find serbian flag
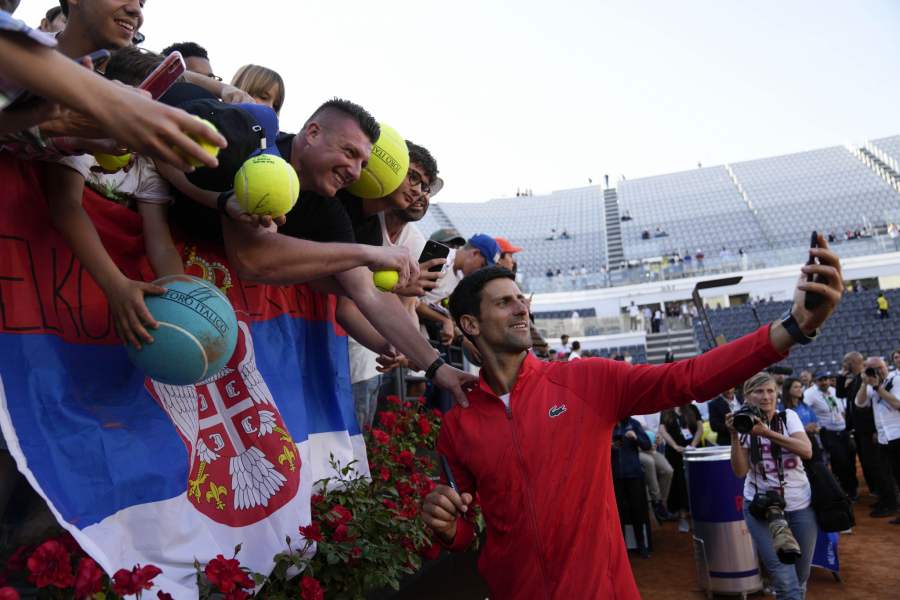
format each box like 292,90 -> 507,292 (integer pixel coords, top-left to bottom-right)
0,155 -> 368,598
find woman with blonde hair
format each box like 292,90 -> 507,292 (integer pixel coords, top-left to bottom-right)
727,372 -> 816,600
230,64 -> 285,115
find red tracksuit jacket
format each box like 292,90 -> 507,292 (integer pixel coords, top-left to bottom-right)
437,325 -> 787,599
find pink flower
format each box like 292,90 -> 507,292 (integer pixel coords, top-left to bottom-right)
112,564 -> 162,596
26,540 -> 73,588
299,575 -> 323,600
74,557 -> 103,600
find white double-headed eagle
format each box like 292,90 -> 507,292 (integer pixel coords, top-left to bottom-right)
152,321 -> 286,511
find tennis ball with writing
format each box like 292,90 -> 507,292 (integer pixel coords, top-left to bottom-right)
373,270 -> 399,292
94,152 -> 131,171
233,154 -> 300,218
346,122 -> 409,199
173,116 -> 220,168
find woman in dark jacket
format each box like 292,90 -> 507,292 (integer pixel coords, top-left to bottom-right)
612,416 -> 653,557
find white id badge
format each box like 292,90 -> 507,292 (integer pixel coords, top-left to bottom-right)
681,427 -> 693,440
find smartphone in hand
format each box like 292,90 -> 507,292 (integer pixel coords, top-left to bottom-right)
138,51 -> 185,100
419,240 -> 451,273
804,231 -> 825,311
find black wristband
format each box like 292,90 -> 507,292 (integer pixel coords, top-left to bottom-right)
780,308 -> 817,345
217,190 -> 234,216
425,357 -> 446,380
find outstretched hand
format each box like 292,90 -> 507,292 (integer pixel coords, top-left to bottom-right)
791,233 -> 843,333
432,364 -> 478,408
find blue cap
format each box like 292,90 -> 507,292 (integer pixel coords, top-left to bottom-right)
468,234 -> 502,266
233,103 -> 282,158
813,370 -> 829,380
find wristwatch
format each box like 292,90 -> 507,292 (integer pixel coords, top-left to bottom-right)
217,189 -> 234,216
781,309 -> 817,345
425,357 -> 446,380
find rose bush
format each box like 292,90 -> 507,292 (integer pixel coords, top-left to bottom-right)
0,396 -> 483,600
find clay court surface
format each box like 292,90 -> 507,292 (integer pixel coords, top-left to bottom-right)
629,468 -> 900,600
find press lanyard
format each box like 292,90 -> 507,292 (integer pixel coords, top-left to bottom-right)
746,413 -> 786,497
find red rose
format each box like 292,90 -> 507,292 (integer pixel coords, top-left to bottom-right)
380,467 -> 390,481
311,494 -> 324,505
157,592 -> 174,600
203,555 -> 253,594
417,418 -> 431,435
343,546 -> 361,565
396,481 -> 413,498
364,424 -> 371,431
0,587 -> 19,600
382,499 -> 398,511
326,504 -> 352,528
332,523 -> 350,543
418,456 -> 431,469
112,564 -> 163,596
74,557 -> 103,600
398,537 -> 415,551
224,589 -> 251,600
0,573 -> 6,588
396,450 -> 415,471
6,545 -> 35,571
298,523 -> 324,543
417,397 -> 426,404
299,575 -> 323,600
26,540 -> 73,588
403,401 -> 411,407
379,412 -> 398,429
385,395 -> 401,405
419,542 -> 441,561
395,423 -> 408,435
431,409 -> 442,419
372,430 -> 390,445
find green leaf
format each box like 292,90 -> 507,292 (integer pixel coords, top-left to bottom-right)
327,553 -> 339,565
408,553 -> 422,570
252,572 -> 266,586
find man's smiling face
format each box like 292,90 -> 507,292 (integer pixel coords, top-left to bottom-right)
79,0 -> 144,50
384,161 -> 429,211
470,278 -> 532,355
300,112 -> 372,197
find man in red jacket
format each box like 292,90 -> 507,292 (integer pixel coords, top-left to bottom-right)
422,235 -> 843,600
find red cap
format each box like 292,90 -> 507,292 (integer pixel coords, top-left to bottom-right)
494,237 -> 522,253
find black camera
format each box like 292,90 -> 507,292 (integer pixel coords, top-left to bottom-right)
766,365 -> 794,376
748,490 -> 801,564
865,367 -> 878,379
732,403 -> 763,434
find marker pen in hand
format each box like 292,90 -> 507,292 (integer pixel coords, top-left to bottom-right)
439,455 -> 467,523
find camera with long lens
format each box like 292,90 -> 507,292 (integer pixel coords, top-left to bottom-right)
865,367 -> 878,379
748,490 -> 802,564
732,403 -> 764,435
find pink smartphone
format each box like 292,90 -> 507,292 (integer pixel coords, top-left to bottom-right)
139,51 -> 185,100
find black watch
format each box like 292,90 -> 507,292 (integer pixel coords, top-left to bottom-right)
425,357 -> 446,380
217,189 -> 234,216
781,309 -> 817,345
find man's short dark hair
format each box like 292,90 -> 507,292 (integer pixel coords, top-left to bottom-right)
406,140 -> 438,183
161,42 -> 209,60
104,48 -> 187,87
46,5 -> 62,20
561,334 -> 569,340
571,341 -> 580,351
305,98 -> 380,145
449,266 -> 515,343
58,0 -> 67,18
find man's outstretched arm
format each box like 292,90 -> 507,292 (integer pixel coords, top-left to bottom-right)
335,267 -> 478,407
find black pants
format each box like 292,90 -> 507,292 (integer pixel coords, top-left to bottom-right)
821,428 -> 859,496
614,477 -> 648,547
858,431 -> 897,506
881,439 -> 900,501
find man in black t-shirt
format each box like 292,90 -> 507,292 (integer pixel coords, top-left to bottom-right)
215,99 -> 477,406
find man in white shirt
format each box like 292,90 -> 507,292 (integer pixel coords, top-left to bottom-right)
567,341 -> 581,360
579,265 -> 588,290
641,306 -> 653,333
805,370 -> 859,501
856,357 -> 900,520
719,247 -> 732,271
552,334 -> 571,357
628,302 -> 640,330
633,413 -> 674,524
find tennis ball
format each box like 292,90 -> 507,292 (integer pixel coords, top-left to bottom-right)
233,154 -> 300,218
174,117 -> 220,168
373,270 -> 399,292
94,153 -> 131,171
346,122 -> 409,199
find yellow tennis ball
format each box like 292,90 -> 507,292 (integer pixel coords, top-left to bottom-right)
373,270 -> 399,292
174,117 -> 220,168
346,122 -> 409,199
233,154 -> 300,218
94,152 -> 131,171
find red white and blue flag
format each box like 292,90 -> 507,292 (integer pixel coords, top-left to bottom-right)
0,155 -> 368,598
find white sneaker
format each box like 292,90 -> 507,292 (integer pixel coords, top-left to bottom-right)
678,518 -> 690,532
839,529 -> 853,534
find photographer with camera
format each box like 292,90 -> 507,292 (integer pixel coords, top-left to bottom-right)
856,357 -> 900,520
727,372 -> 816,600
804,370 -> 859,501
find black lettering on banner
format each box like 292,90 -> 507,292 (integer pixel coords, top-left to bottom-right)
239,281 -> 262,317
23,237 -> 59,332
52,249 -> 81,337
278,286 -> 296,314
0,235 -> 41,331
264,287 -> 282,313
294,285 -> 307,316
77,265 -> 112,340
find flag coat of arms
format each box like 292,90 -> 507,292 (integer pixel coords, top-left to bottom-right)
0,155 -> 368,598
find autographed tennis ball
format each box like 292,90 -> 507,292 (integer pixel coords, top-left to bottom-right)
94,152 -> 131,171
174,116 -> 220,168
233,154 -> 300,218
373,270 -> 400,292
346,122 -> 409,198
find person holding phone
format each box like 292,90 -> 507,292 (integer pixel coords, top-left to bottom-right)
422,233 -> 843,600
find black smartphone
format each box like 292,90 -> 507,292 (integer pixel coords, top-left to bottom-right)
612,434 -> 624,445
4,50 -> 111,112
804,231 -> 824,311
419,240 -> 451,273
